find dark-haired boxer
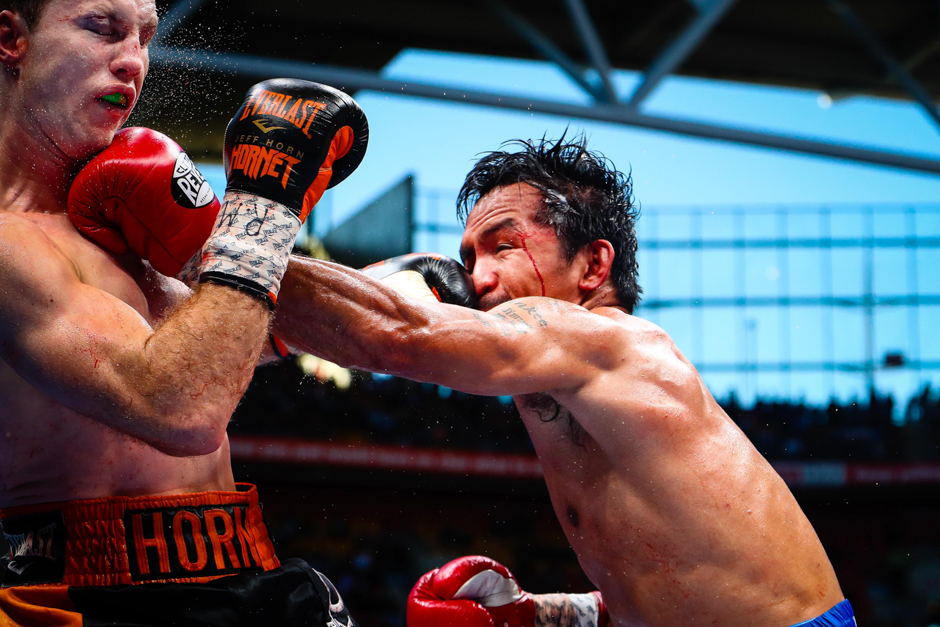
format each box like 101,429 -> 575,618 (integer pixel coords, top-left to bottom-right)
262,137 -> 853,627
0,1 -> 366,625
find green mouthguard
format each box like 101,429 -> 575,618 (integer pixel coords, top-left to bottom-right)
101,93 -> 125,105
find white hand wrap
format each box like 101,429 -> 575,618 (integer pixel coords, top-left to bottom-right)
567,593 -> 604,627
191,191 -> 302,308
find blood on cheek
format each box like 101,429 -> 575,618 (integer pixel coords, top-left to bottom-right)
519,234 -> 546,297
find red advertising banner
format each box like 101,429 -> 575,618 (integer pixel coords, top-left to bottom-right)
230,436 -> 940,486
229,435 -> 543,478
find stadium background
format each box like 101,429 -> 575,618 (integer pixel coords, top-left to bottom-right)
66,1 -> 940,625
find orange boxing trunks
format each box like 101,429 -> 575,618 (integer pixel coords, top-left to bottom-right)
0,484 -> 358,627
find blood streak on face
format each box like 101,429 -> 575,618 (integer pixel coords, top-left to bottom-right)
519,234 -> 546,297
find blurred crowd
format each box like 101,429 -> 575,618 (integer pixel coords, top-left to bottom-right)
258,486 -> 591,627
231,360 -> 940,462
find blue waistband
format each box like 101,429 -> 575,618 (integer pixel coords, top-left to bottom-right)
789,600 -> 856,627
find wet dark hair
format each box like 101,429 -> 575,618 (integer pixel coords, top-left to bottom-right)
0,0 -> 51,27
457,134 -> 642,313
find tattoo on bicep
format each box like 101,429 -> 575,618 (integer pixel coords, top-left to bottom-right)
492,309 -> 531,335
514,302 -> 549,327
473,311 -> 513,337
471,312 -> 493,327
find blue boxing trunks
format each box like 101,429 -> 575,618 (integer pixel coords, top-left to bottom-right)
789,600 -> 856,627
0,484 -> 358,627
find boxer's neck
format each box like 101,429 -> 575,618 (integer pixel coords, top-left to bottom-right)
0,113 -> 78,214
579,282 -> 621,312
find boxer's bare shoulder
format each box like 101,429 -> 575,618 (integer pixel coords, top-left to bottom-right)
501,300 -> 695,412
514,301 -> 702,466
0,211 -> 78,276
0,210 -> 164,372
0,210 -> 186,320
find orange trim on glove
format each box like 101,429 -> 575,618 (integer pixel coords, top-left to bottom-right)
269,333 -> 292,359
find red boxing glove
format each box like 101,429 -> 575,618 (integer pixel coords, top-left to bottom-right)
408,556 -> 536,627
68,127 -> 220,278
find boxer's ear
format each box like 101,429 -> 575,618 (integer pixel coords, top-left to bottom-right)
0,10 -> 29,76
578,239 -> 614,293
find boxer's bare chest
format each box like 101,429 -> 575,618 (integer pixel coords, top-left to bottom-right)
513,393 -> 604,526
513,391 -> 639,573
0,210 -> 202,507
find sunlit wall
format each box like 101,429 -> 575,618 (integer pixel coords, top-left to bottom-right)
411,189 -> 940,412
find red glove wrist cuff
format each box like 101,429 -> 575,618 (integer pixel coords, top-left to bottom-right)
591,591 -> 609,627
269,333 -> 292,359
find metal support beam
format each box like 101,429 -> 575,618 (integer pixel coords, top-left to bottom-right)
628,0 -> 737,108
827,0 -> 940,132
487,0 -> 602,101
562,0 -> 619,103
154,0 -> 210,46
903,36 -> 940,72
149,46 -> 940,175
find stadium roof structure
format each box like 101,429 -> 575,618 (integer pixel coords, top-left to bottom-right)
141,0 -> 940,173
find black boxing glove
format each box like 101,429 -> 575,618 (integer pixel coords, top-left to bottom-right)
224,78 -> 368,217
363,253 -> 479,308
190,79 -> 369,307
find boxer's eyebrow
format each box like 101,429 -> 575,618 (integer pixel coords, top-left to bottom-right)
461,218 -> 517,264
481,218 -> 516,240
140,15 -> 158,44
82,4 -> 157,39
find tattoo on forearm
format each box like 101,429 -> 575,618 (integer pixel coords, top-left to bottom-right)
533,593 -> 600,627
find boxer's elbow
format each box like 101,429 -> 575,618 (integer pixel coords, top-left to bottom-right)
163,435 -> 226,458
128,399 -> 231,457
119,362 -> 245,455
149,418 -> 228,457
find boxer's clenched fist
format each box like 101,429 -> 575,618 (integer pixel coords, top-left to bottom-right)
363,253 -> 479,308
408,556 -> 609,627
68,127 -> 221,278
196,79 -> 369,307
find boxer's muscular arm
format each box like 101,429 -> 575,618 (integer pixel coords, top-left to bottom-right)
274,256 -> 623,396
0,216 -> 268,456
